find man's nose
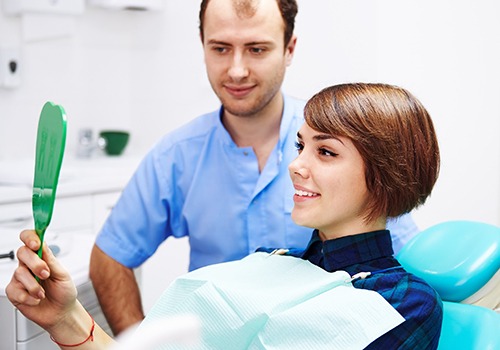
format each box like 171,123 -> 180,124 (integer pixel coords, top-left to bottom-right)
228,52 -> 249,80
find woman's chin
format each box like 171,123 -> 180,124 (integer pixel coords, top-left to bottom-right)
291,211 -> 315,229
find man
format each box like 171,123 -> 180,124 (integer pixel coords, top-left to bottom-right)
90,0 -> 419,336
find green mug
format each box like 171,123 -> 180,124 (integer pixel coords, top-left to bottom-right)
99,130 -> 130,156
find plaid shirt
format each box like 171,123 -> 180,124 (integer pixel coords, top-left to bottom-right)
299,229 -> 443,349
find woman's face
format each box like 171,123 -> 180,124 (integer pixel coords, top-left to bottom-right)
288,123 -> 371,240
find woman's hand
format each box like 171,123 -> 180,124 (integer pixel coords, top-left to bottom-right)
6,230 -> 115,349
5,229 -> 78,331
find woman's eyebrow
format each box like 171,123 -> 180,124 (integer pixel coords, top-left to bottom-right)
313,133 -> 344,145
297,131 -> 344,144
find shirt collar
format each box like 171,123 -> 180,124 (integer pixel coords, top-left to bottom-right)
278,93 -> 299,148
300,229 -> 394,272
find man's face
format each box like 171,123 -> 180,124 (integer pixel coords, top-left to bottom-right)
201,0 -> 296,118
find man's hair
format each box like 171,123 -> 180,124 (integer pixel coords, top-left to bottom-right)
304,83 -> 440,222
199,0 -> 298,48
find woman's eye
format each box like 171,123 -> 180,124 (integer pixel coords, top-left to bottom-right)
294,141 -> 304,153
319,148 -> 338,157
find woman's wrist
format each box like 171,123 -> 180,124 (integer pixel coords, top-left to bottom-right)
50,312 -> 94,348
46,301 -> 115,349
47,301 -> 94,348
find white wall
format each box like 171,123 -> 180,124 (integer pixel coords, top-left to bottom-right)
371,1 -> 500,230
288,0 -> 500,229
1,0 -> 499,310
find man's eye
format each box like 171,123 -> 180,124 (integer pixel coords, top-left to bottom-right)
294,141 -> 304,153
250,47 -> 265,54
213,47 -> 227,54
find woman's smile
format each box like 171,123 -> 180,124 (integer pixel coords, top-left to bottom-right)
293,185 -> 320,202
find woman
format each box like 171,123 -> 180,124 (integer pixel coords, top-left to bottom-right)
287,83 -> 442,348
6,83 -> 442,349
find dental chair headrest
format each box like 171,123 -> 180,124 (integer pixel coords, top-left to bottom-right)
397,220 -> 500,307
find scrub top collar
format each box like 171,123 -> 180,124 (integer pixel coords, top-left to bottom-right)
215,91 -> 297,153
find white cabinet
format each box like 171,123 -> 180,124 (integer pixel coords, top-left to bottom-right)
1,229 -> 111,349
0,191 -> 117,350
0,156 -> 143,350
0,156 -> 142,350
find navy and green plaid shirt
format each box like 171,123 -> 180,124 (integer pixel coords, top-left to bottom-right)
297,229 -> 443,349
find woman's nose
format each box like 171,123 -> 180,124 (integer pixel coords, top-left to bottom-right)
289,154 -> 309,178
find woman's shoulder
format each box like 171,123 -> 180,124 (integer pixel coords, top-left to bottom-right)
354,266 -> 443,320
356,268 -> 443,349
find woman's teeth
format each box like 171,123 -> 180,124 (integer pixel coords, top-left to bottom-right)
295,189 -> 318,197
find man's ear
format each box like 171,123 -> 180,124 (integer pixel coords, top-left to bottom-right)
285,35 -> 297,66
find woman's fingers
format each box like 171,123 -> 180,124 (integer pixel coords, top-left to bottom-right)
7,266 -> 46,306
5,230 -> 49,307
18,229 -> 70,282
19,229 -> 41,251
16,244 -> 50,280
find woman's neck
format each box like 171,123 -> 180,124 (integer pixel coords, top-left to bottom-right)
318,216 -> 387,241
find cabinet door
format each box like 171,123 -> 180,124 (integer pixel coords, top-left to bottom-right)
0,196 -> 93,239
50,196 -> 93,232
0,297 -> 16,350
17,332 -> 58,350
0,201 -> 32,228
0,202 -> 32,256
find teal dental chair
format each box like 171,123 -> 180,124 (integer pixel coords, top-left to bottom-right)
397,220 -> 500,350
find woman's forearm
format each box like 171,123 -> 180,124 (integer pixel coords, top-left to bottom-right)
48,301 -> 115,350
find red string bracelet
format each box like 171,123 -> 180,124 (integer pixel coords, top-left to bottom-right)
50,312 -> 95,348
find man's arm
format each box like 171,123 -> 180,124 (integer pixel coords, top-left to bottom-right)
89,244 -> 145,336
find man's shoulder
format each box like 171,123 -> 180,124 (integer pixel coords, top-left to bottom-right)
281,94 -> 306,137
284,94 -> 307,114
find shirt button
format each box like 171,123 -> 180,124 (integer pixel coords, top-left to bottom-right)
243,151 -> 249,156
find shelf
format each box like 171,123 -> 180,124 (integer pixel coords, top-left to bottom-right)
3,0 -> 85,15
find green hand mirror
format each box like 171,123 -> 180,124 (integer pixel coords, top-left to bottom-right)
32,102 -> 67,260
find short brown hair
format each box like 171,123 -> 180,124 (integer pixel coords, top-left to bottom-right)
199,0 -> 298,49
304,83 -> 440,222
